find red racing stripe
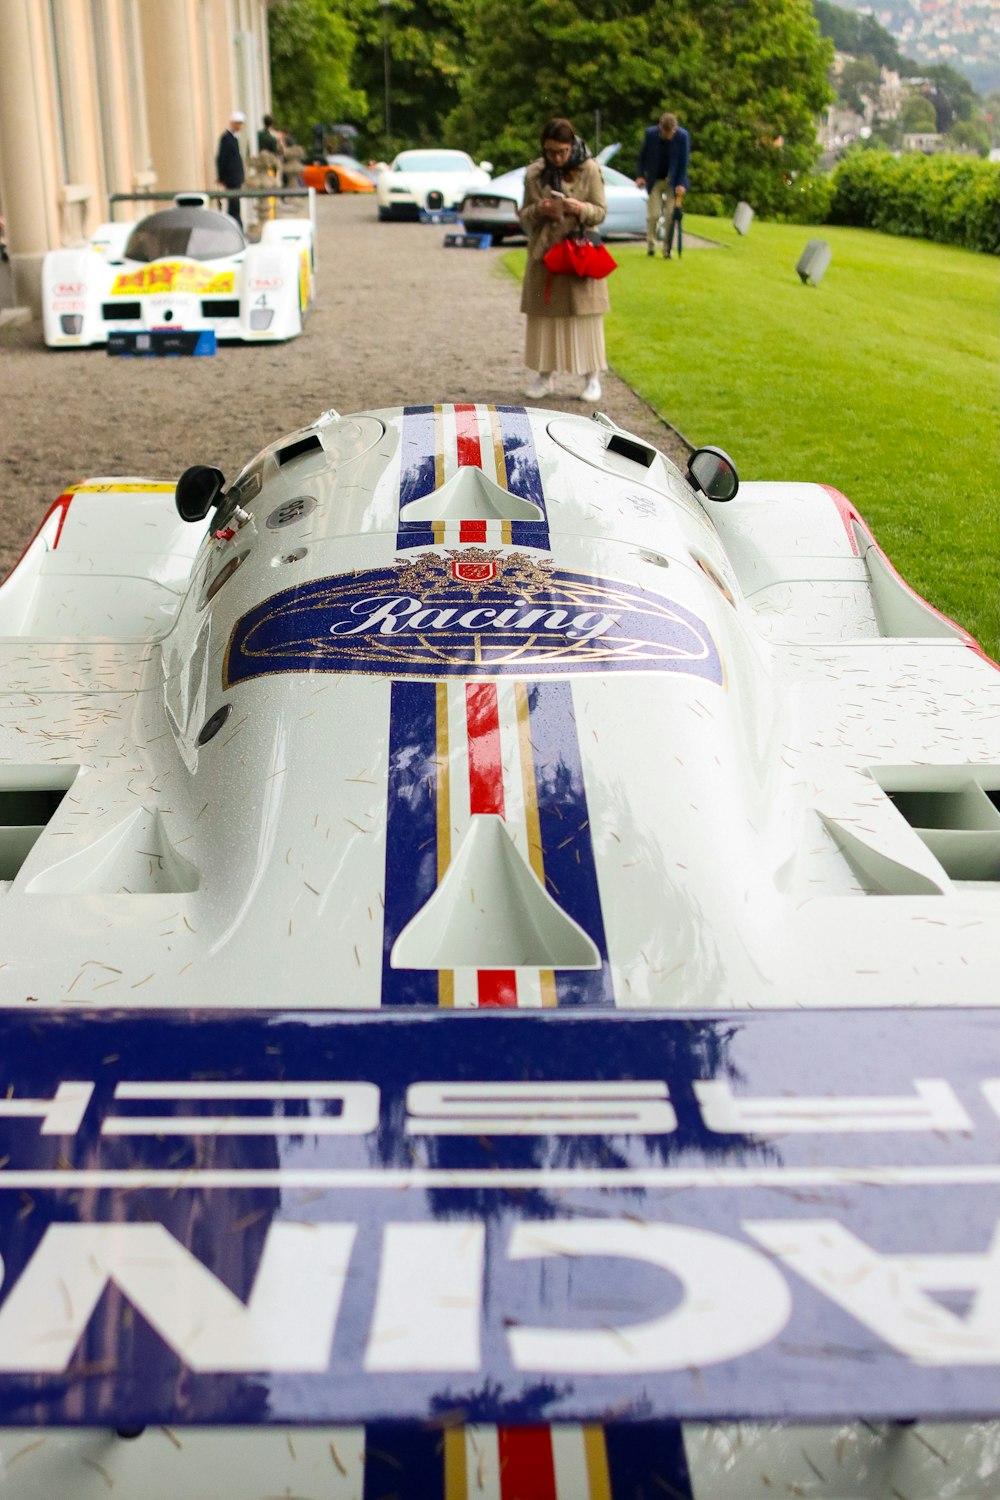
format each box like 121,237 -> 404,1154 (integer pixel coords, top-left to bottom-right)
459,521 -> 489,543
454,403 -> 483,468
477,970 -> 517,1008
498,1426 -> 557,1500
466,683 -> 505,817
466,683 -> 518,1008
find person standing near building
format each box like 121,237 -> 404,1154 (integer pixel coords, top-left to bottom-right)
257,113 -> 282,157
216,111 -> 246,226
519,117 -> 608,405
635,111 -> 690,259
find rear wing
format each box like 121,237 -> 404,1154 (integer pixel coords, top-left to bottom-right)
108,186 -> 317,243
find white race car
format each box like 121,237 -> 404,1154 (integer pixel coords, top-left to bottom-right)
42,193 -> 315,349
376,148 -> 493,219
0,404 -> 996,1497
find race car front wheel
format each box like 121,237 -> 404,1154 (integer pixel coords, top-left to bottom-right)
324,172 -> 341,195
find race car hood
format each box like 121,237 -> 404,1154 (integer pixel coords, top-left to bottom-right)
1,403 -> 998,1010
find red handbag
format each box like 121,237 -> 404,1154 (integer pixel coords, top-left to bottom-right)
543,234 -> 617,279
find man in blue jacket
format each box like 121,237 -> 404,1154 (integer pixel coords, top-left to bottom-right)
635,112 -> 690,259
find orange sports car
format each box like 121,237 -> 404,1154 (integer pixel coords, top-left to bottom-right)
298,155 -> 376,194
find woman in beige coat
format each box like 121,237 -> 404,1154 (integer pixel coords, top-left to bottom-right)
518,117 -> 609,404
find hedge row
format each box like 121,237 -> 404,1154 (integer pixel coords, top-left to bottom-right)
826,150 -> 1000,255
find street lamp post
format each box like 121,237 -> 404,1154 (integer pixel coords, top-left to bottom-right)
379,0 -> 392,160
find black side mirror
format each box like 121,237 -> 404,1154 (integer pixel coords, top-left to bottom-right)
176,465 -> 225,523
687,446 -> 739,503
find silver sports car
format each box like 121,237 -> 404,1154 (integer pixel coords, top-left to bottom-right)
458,144 -> 648,243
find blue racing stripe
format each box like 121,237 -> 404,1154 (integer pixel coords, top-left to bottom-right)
363,1423 -> 445,1500
495,404 -> 550,551
380,679 -> 440,1006
397,404 -> 439,550
605,1422 -> 695,1500
526,680 -> 615,1007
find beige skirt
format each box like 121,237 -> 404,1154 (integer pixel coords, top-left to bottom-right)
524,313 -> 606,375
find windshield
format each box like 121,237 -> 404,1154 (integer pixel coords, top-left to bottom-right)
124,208 -> 246,263
394,152 -> 475,173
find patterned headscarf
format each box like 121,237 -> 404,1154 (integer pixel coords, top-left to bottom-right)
540,135 -> 592,193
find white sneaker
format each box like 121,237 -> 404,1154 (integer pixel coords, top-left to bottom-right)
525,372 -> 553,399
580,374 -> 602,403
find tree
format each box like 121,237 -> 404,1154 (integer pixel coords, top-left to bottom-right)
268,0 -> 367,150
346,0 -> 472,157
921,63 -> 979,126
811,0 -> 910,72
984,91 -> 1000,147
947,117 -> 991,157
838,55 -> 882,115
446,0 -> 833,215
901,93 -> 937,135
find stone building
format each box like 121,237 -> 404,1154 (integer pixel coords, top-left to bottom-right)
0,0 -> 273,313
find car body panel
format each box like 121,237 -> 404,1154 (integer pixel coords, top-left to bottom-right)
42,200 -> 315,347
298,156 -> 375,193
0,404 -> 996,1494
376,149 -> 492,219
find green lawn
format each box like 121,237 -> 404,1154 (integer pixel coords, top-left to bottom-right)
504,220 -> 1000,657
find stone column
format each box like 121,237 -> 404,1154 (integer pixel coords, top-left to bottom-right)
137,0 -> 203,191
0,0 -> 61,312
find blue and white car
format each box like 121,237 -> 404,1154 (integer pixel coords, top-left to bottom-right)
0,403 -> 996,1496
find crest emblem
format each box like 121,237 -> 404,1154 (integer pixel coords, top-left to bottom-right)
451,558 -> 496,583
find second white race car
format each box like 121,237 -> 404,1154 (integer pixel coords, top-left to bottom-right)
42,193 -> 315,349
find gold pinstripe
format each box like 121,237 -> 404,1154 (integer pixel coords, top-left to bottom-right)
583,1426 -> 613,1500
443,1426 -> 468,1499
435,680 -> 455,1008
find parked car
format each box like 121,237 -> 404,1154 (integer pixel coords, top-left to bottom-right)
459,144 -> 648,242
376,148 -> 493,220
298,154 -> 376,194
41,193 -> 315,347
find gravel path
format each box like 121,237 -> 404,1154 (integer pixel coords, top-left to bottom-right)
0,192 -> 691,578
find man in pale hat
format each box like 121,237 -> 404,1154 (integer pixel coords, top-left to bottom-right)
216,111 -> 246,225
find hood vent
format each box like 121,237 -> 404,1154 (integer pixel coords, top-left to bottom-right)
277,434 -> 324,467
391,814 -> 599,969
400,465 -> 543,523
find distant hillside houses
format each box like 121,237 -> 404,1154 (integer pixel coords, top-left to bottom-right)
820,48 -> 982,152
852,1 -> 1000,94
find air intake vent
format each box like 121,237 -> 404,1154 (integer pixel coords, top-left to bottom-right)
201,299 -> 240,318
277,434 -> 324,466
104,302 -> 141,320
883,782 -> 1000,882
0,786 -> 70,883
